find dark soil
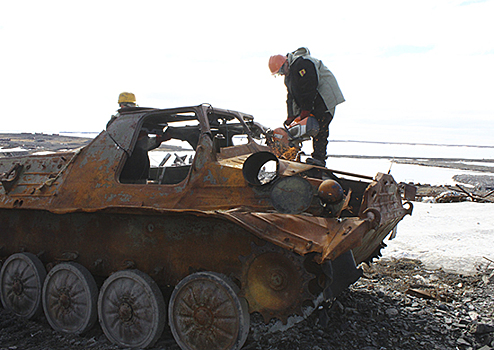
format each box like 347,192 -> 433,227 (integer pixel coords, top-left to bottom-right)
1,258 -> 493,350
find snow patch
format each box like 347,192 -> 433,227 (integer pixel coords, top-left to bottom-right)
383,202 -> 494,274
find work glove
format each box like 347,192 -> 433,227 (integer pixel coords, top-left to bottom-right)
284,116 -> 295,126
299,110 -> 311,120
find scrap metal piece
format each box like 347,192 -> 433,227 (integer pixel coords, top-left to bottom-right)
406,288 -> 434,300
242,151 -> 279,186
353,173 -> 413,264
318,179 -> 344,204
270,176 -> 313,214
0,163 -> 23,193
400,182 -> 417,201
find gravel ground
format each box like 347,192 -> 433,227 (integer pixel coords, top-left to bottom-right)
1,258 -> 493,350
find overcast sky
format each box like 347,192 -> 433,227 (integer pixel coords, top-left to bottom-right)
1,0 -> 493,145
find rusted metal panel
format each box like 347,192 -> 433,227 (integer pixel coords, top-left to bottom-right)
353,173 -> 414,264
0,208 -> 260,286
222,210 -> 375,262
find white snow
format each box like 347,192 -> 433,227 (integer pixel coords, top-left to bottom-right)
326,140 -> 494,160
326,157 -> 492,186
0,147 -> 27,153
383,202 -> 494,275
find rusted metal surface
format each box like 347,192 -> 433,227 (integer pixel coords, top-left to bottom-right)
169,271 -> 249,350
0,104 -> 412,333
353,173 -> 413,264
0,208 -> 257,286
239,242 -> 314,323
222,210 -> 377,263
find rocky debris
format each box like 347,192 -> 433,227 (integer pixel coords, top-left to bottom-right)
0,310 -> 119,350
434,190 -> 471,203
454,175 -> 494,193
413,182 -> 494,203
1,258 -> 493,350
446,184 -> 494,203
392,158 -> 494,174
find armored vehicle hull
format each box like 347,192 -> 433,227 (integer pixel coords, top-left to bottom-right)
0,105 -> 412,349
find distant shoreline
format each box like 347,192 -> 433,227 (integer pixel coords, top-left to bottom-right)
2,132 -> 492,149
327,153 -> 494,163
1,132 -> 493,163
329,139 -> 494,149
59,131 -> 100,134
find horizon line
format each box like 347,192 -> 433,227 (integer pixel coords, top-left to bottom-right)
1,131 -> 492,149
329,139 -> 494,149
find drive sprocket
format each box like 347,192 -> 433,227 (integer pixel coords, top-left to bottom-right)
239,242 -> 315,324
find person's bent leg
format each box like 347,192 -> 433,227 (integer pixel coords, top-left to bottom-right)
310,108 -> 334,165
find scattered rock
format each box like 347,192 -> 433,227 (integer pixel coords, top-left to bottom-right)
386,308 -> 399,317
474,324 -> 494,335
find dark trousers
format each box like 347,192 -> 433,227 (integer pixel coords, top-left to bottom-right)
311,107 -> 335,162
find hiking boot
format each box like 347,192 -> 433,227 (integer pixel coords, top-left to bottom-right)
306,158 -> 326,167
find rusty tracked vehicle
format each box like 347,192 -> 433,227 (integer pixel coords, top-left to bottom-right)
0,105 -> 413,349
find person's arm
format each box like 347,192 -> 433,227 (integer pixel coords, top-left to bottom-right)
286,92 -> 295,118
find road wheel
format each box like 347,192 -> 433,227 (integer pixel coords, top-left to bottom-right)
0,252 -> 46,319
169,271 -> 250,350
98,269 -> 165,349
42,262 -> 98,334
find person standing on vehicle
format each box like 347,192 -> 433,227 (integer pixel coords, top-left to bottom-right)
269,48 -> 345,166
107,92 -> 138,129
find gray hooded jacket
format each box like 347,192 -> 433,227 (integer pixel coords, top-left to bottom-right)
286,47 -> 345,114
